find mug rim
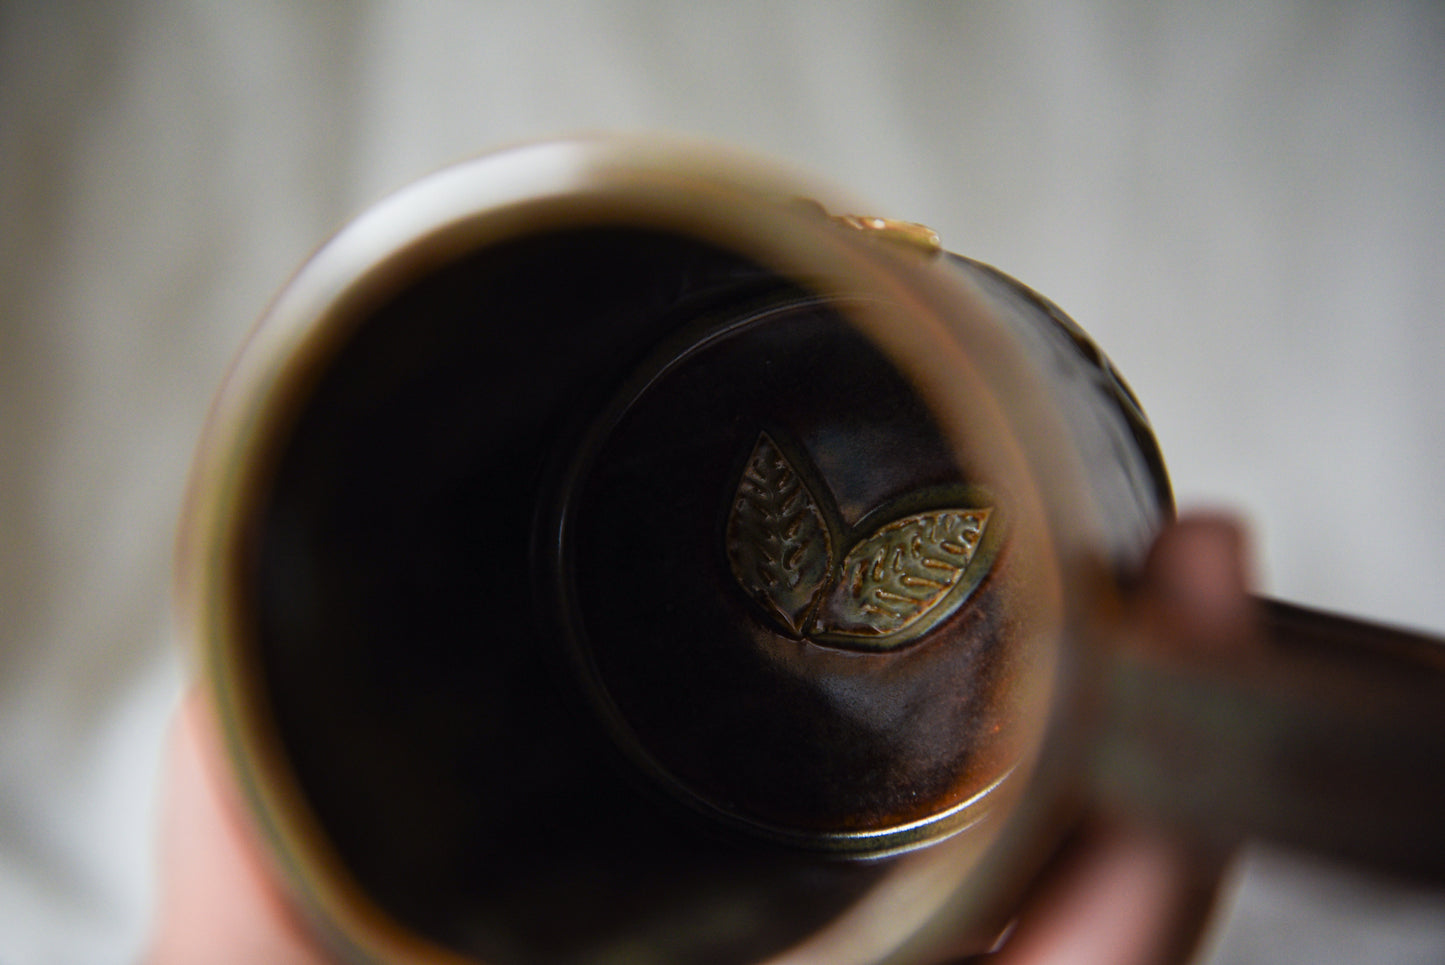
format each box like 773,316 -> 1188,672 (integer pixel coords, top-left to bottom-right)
175,134 -> 1105,964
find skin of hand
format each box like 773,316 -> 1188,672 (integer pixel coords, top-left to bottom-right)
146,687 -> 333,965
146,515 -> 1251,965
973,513 -> 1250,965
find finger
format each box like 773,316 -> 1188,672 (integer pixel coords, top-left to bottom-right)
145,688 -> 331,965
984,821 -> 1221,965
972,515 -> 1253,964
1137,512 -> 1257,656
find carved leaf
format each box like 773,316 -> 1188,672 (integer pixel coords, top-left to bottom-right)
726,433 -> 832,636
816,509 -> 991,639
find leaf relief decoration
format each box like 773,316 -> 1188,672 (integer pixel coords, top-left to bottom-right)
815,510 -> 991,639
727,431 -> 997,650
725,433 -> 833,636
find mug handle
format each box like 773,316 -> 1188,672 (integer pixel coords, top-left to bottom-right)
1091,597 -> 1445,881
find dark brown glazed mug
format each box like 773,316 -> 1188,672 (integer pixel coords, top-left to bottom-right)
177,137 -> 1445,964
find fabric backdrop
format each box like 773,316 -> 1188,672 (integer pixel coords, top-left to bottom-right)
2,2 -> 1443,962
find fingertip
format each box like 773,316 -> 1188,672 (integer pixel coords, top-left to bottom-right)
1142,513 -> 1256,651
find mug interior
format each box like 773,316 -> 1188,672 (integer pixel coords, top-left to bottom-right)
179,140 -> 1097,964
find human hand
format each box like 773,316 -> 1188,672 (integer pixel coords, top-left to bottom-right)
145,688 -> 331,965
975,514 -> 1249,965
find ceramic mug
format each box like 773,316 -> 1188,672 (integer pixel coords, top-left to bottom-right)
177,137 -> 1445,964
